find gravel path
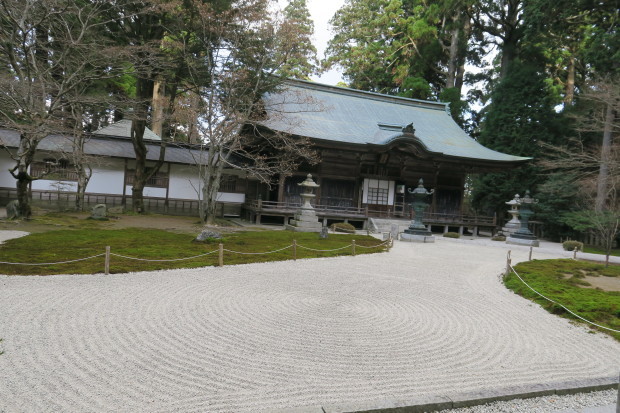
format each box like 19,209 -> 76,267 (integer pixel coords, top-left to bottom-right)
0,230 -> 28,244
0,234 -> 618,412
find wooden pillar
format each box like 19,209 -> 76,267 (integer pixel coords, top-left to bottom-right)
164,163 -> 170,213
122,158 -> 128,207
459,174 -> 466,214
277,174 -> 286,203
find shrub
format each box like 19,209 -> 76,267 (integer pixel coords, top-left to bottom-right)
563,240 -> 583,252
492,234 -> 506,241
330,222 -> 356,233
443,232 -> 460,238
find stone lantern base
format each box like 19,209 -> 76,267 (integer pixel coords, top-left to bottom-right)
506,234 -> 539,247
400,230 -> 435,243
285,208 -> 322,232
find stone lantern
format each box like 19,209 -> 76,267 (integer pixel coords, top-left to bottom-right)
285,174 -> 323,232
401,179 -> 435,243
506,190 -> 539,247
502,194 -> 521,235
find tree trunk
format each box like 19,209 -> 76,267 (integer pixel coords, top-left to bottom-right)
498,0 -> 522,79
131,77 -> 154,214
13,133 -> 38,218
75,167 -> 91,212
446,24 -> 460,89
16,171 -> 32,218
132,185 -> 145,213
151,76 -> 166,139
454,15 -> 471,93
201,146 -> 224,225
595,102 -> 614,212
564,55 -> 576,105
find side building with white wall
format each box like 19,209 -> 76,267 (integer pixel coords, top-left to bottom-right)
0,122 -> 247,217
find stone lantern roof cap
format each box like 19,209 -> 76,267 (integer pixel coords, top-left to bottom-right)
298,173 -> 319,188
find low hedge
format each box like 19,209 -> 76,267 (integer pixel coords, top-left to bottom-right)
563,240 -> 583,252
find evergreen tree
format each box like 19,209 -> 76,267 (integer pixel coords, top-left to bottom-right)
471,59 -> 564,218
276,0 -> 318,79
324,0 -> 474,125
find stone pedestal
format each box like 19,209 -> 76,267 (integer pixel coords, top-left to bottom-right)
285,208 -> 322,232
400,232 -> 435,243
506,235 -> 539,247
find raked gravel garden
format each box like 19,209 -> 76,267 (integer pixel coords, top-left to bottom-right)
0,230 -> 619,412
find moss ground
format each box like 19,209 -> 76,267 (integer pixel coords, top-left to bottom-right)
0,227 -> 387,275
506,259 -> 620,341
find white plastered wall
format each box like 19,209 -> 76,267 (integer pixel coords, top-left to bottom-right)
168,164 -> 245,203
0,152 -> 16,189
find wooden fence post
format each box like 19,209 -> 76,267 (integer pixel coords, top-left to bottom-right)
573,247 -> 578,259
218,243 -> 224,267
505,250 -> 511,276
293,239 -> 297,260
529,246 -> 533,261
105,246 -> 110,275
352,239 -> 356,256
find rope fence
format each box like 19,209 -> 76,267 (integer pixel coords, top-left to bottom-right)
505,251 -> 619,334
0,253 -> 105,266
1,237 -> 391,274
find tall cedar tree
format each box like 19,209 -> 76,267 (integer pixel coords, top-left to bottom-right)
324,0 -> 473,126
276,0 -> 318,79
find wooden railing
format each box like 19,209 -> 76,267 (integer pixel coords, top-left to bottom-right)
246,199 -> 367,217
244,199 -> 496,226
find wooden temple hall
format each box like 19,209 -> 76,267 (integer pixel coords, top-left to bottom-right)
243,80 -> 529,231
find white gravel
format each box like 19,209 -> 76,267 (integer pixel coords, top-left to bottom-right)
438,389 -> 617,412
0,230 -> 29,244
0,232 -> 618,412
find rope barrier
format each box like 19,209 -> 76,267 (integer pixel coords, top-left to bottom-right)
356,240 -> 390,249
508,264 -> 620,333
1,239 -> 387,268
109,250 -> 218,262
297,244 -> 351,252
0,253 -> 106,266
222,245 -> 292,255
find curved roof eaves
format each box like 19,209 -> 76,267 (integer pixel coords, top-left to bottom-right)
260,81 -> 530,163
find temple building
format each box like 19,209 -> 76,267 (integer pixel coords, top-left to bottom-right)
244,80 -> 529,229
0,80 -> 529,230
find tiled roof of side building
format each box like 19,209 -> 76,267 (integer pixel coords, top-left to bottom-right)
260,79 -> 530,164
0,129 -> 208,165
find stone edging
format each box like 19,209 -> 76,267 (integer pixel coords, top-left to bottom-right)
265,376 -> 618,413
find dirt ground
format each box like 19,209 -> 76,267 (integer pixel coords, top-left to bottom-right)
581,274 -> 620,292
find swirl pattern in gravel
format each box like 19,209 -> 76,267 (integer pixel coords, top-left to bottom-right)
0,237 -> 618,412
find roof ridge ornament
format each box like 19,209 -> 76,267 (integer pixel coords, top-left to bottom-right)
402,123 -> 415,135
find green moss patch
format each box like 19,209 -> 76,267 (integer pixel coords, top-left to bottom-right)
506,259 -> 620,341
0,229 -> 387,275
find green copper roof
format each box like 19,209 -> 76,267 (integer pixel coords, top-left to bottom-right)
260,80 -> 529,163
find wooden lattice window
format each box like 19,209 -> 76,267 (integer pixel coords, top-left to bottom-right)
125,169 -> 169,188
30,159 -> 78,181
